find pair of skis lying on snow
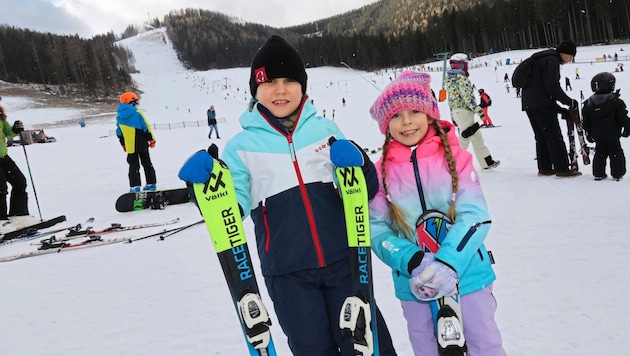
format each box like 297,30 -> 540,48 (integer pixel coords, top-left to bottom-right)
0,217 -> 204,262
196,144 -> 466,355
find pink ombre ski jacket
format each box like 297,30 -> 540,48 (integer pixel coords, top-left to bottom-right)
369,119 -> 496,301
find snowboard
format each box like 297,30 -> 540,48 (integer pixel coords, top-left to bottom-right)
0,215 -> 67,243
115,188 -> 191,212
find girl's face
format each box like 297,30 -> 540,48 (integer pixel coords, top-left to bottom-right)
255,78 -> 302,118
388,110 -> 432,146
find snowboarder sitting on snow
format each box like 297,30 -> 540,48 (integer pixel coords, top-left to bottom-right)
582,72 -> 630,181
178,35 -> 397,355
115,92 -> 157,192
0,96 -> 37,233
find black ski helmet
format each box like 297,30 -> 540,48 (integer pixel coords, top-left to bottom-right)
591,72 -> 615,93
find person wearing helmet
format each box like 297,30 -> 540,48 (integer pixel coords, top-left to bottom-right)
445,53 -> 500,170
115,91 -> 157,192
521,41 -> 581,178
582,72 -> 630,181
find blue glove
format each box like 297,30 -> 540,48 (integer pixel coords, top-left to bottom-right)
409,260 -> 458,301
329,138 -> 364,168
178,150 -> 214,183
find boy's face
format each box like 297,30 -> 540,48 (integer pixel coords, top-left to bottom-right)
255,78 -> 302,118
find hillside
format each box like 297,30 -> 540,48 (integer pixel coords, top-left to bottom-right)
290,0 -> 491,36
1,27 -> 629,355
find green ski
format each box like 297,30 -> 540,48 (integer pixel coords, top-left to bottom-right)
193,159 -> 276,356
336,165 -> 379,356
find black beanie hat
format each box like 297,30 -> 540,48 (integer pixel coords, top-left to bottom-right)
556,41 -> 577,56
249,35 -> 307,97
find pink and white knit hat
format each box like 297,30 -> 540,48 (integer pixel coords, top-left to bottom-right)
370,71 -> 440,134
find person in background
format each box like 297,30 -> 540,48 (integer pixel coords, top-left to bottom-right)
446,53 -> 500,170
116,92 -> 157,192
0,96 -> 36,233
368,70 -> 505,356
178,35 -> 396,355
520,41 -> 581,178
582,72 -> 630,181
565,77 -> 573,91
478,89 -> 494,127
207,105 -> 220,139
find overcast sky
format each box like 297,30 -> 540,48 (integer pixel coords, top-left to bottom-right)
0,0 -> 380,38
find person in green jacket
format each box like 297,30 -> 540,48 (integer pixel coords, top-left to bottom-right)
0,97 -> 33,233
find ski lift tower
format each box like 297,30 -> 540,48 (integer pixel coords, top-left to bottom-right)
434,52 -> 450,101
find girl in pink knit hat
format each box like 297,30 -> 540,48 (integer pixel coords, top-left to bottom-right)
368,70 -> 506,356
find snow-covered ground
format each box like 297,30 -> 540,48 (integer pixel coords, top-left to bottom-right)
1,28 -> 629,355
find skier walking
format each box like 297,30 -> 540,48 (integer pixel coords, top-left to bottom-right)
478,89 -> 494,127
178,35 -> 396,355
116,92 -> 157,192
582,72 -> 630,181
368,71 -> 506,356
445,53 -> 500,169
565,77 -> 573,91
206,105 -> 220,139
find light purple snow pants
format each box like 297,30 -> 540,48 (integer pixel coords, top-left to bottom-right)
400,284 -> 506,356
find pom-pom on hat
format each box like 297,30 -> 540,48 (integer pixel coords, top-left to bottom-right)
249,35 -> 307,97
556,41 -> 577,56
369,71 -> 440,134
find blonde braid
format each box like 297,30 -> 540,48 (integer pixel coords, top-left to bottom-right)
432,121 -> 459,222
381,133 -> 415,241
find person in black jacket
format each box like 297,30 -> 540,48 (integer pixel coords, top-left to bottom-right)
521,41 -> 581,178
582,72 -> 630,181
206,105 -> 220,139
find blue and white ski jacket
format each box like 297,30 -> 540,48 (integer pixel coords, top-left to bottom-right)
221,97 -> 373,276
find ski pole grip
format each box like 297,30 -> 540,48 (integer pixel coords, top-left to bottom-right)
328,136 -> 337,146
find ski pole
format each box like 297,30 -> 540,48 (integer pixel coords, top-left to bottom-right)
21,144 -> 43,221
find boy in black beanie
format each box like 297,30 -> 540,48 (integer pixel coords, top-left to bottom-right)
179,35 -> 396,355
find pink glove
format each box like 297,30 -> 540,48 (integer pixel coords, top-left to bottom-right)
409,260 -> 458,301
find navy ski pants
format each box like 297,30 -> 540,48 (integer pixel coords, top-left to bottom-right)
265,258 -> 396,355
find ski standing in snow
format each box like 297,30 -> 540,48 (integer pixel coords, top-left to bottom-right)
368,70 -> 506,356
179,35 -> 397,355
445,53 -> 500,170
582,72 -> 630,181
116,91 -> 158,192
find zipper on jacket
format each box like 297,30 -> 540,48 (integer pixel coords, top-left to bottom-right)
261,201 -> 271,253
456,220 -> 492,252
287,136 -> 326,267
